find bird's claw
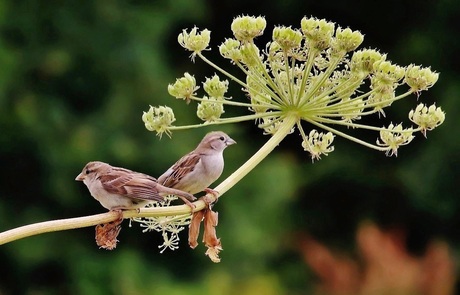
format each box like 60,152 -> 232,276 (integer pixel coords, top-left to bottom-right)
203,188 -> 220,207
178,196 -> 196,212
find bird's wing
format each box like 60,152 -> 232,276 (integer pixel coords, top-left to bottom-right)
158,152 -> 202,189
99,170 -> 164,202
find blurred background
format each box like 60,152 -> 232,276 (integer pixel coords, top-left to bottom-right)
0,0 -> 459,294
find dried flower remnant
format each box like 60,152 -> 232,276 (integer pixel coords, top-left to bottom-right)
188,205 -> 222,263
203,209 -> 222,263
95,218 -> 123,250
188,210 -> 205,249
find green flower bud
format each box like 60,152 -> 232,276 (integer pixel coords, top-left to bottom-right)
372,60 -> 405,84
301,17 -> 335,50
302,130 -> 335,161
332,27 -> 364,55
203,74 -> 229,99
142,105 -> 176,137
197,96 -> 224,122
272,26 -> 302,51
258,116 -> 294,136
219,38 -> 242,62
350,49 -> 386,75
409,103 -> 445,136
168,72 -> 199,103
377,123 -> 414,156
239,43 -> 262,68
404,65 -> 439,92
178,27 -> 211,57
231,15 -> 266,42
368,87 -> 395,114
368,60 -> 404,113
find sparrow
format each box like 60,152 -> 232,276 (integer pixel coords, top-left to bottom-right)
76,161 -> 197,210
157,131 -> 236,197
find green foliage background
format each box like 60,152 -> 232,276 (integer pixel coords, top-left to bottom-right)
0,0 -> 459,294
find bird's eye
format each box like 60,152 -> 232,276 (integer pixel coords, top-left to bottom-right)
219,136 -> 225,141
85,169 -> 91,175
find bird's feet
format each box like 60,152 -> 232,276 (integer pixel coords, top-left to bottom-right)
202,188 -> 220,207
111,209 -> 124,225
177,196 -> 197,212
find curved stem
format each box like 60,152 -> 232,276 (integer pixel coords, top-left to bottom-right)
0,116 -> 297,245
0,211 -> 120,245
213,114 -> 297,195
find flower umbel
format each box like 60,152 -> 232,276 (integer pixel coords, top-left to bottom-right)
203,74 -> 229,99
197,96 -> 225,122
178,27 -> 211,60
301,130 -> 335,161
377,123 -> 415,156
168,72 -> 199,103
142,105 -> 175,138
145,15 -> 443,157
409,103 -> 445,137
140,16 -> 444,259
231,15 -> 266,42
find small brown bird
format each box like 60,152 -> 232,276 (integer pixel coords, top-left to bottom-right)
158,131 -> 236,196
76,161 -> 196,210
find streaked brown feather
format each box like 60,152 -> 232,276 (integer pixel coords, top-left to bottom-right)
160,152 -> 202,188
99,168 -> 164,203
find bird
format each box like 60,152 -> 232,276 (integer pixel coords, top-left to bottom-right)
157,131 -> 236,198
76,161 -> 197,210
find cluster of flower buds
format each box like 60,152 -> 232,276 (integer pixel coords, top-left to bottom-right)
143,15 -> 444,158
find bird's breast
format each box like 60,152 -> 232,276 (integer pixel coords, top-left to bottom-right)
201,153 -> 224,179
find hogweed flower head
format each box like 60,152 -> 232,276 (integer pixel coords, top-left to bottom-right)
145,15 -> 443,157
272,26 -> 303,52
140,15 -> 444,261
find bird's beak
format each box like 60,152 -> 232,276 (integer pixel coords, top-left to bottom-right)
75,173 -> 85,181
226,137 -> 237,146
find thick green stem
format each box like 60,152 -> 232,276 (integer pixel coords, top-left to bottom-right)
213,115 -> 297,195
0,116 -> 297,245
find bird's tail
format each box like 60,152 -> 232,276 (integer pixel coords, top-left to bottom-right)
160,186 -> 196,201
